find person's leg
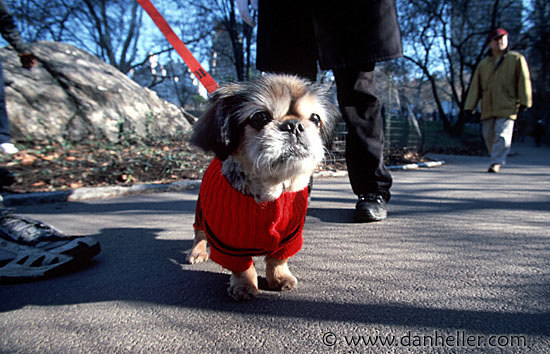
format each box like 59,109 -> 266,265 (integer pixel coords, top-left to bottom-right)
490,117 -> 515,166
481,118 -> 496,155
333,65 -> 391,222
0,60 -> 11,145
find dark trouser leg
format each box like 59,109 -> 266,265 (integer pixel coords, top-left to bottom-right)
333,65 -> 392,201
0,61 -> 11,144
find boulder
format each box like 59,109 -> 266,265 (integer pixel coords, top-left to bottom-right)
0,41 -> 194,143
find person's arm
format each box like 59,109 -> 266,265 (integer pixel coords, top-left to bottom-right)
464,65 -> 481,111
517,55 -> 532,109
0,0 -> 36,68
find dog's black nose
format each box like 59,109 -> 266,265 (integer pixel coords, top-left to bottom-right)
279,120 -> 305,135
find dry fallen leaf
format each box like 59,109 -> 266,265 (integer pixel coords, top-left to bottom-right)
42,153 -> 60,161
17,152 -> 38,166
70,182 -> 84,189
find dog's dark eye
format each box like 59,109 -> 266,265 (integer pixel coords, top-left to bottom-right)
249,111 -> 272,130
310,113 -> 321,127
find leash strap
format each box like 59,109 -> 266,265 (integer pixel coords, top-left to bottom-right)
136,0 -> 219,94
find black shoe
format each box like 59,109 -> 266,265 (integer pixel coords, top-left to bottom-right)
354,193 -> 387,223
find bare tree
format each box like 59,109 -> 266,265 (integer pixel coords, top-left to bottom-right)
7,0 -> 145,73
7,0 -> 81,42
78,0 -> 141,73
7,0 -> 211,75
525,0 -> 550,122
181,0 -> 255,82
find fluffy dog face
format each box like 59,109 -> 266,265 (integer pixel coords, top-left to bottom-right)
191,74 -> 337,201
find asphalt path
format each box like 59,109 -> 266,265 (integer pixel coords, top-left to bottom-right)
1,143 -> 549,353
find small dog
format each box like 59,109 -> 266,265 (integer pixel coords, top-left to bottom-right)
188,74 -> 337,301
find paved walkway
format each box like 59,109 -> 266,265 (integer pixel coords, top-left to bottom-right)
1,143 -> 549,353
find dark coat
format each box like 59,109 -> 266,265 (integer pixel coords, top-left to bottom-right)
257,0 -> 402,74
0,0 -> 29,53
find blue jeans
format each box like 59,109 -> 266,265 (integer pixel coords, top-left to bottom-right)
0,60 -> 10,144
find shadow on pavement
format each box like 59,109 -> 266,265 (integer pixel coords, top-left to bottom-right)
1,225 -> 548,336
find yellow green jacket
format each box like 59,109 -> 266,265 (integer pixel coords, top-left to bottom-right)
465,50 -> 532,120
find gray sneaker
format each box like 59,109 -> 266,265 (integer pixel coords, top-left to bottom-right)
0,209 -> 100,281
0,209 -> 100,259
0,238 -> 74,281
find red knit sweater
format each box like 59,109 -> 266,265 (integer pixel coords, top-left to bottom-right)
194,158 -> 308,272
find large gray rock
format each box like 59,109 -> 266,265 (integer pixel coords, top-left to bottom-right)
1,41 -> 194,143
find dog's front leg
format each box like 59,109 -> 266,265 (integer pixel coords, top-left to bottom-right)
188,230 -> 209,264
228,265 -> 259,301
265,257 -> 297,291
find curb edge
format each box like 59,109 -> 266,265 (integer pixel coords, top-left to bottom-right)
2,160 -> 445,206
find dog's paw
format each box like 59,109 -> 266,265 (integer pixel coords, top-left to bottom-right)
227,283 -> 259,301
268,273 -> 297,291
187,249 -> 209,264
188,233 -> 209,264
228,267 -> 259,301
265,257 -> 298,291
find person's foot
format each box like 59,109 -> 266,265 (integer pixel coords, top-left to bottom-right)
0,209 -> 100,260
354,193 -> 387,222
488,164 -> 501,173
0,143 -> 19,155
0,209 -> 100,282
0,238 -> 75,282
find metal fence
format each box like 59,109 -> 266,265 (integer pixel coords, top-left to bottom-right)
327,70 -> 425,162
328,112 -> 423,163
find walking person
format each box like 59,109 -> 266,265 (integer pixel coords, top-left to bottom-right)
465,28 -> 532,173
238,0 -> 402,222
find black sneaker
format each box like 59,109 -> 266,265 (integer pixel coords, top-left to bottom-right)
0,209 -> 100,260
354,193 -> 387,223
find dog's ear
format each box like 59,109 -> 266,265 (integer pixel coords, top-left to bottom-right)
320,102 -> 339,146
190,86 -> 245,161
311,83 -> 339,146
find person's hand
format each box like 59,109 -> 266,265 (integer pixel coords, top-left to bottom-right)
236,0 -> 258,27
19,52 -> 37,69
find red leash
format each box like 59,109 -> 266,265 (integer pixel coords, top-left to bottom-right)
136,0 -> 219,94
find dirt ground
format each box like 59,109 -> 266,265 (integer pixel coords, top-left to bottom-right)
0,137 -> 431,195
